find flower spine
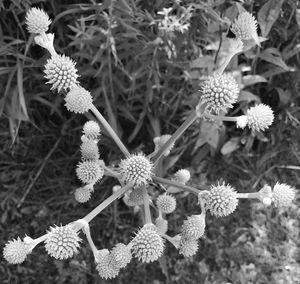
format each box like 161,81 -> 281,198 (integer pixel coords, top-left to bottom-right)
64,86 -> 93,113
119,153 -> 153,187
45,224 -> 81,260
25,7 -> 51,34
156,193 -> 176,214
201,73 -> 240,113
131,224 -> 164,263
44,55 -> 78,92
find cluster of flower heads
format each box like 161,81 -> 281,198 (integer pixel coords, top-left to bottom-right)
3,6 -> 297,282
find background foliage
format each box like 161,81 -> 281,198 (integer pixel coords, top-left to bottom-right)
1,0 -> 300,283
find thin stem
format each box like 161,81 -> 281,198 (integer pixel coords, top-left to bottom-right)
152,175 -> 208,194
83,183 -> 132,223
152,110 -> 199,163
236,192 -> 260,199
205,113 -> 238,122
90,104 -> 130,157
82,223 -> 99,260
142,185 -> 152,224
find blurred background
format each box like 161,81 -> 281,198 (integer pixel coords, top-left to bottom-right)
1,0 -> 299,283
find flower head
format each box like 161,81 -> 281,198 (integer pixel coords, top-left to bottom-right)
206,183 -> 238,217
110,243 -> 132,268
83,121 -> 101,140
96,252 -> 120,279
126,187 -> 145,206
179,237 -> 199,257
231,12 -> 258,41
25,7 -> 51,34
131,224 -> 164,263
44,55 -> 78,92
3,237 -> 33,264
201,73 -> 240,113
272,183 -> 295,207
174,169 -> 191,184
80,139 -> 99,160
246,104 -> 274,132
65,86 -> 93,113
181,214 -> 206,240
74,186 -> 92,203
76,160 -> 104,184
156,193 -> 176,214
119,153 -> 153,187
45,224 -> 81,260
153,135 -> 174,156
155,217 -> 168,234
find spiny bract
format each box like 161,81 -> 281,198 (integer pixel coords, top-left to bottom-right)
156,193 -> 176,214
3,237 -> 32,264
131,224 -> 164,263
206,183 -> 238,217
45,225 -> 81,260
44,55 -> 78,92
76,160 -> 104,184
64,86 -> 93,113
25,7 -> 51,34
181,214 -> 206,240
272,183 -> 295,207
201,73 -> 240,113
119,153 -> 153,187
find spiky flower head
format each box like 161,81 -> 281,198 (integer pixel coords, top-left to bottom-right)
110,243 -> 132,268
96,252 -> 120,279
80,139 -> 99,160
206,183 -> 238,217
153,135 -> 174,156
119,153 -> 153,187
231,12 -> 258,41
182,214 -> 206,240
25,7 -> 51,34
201,73 -> 240,113
155,217 -> 168,234
44,55 -> 78,92
179,237 -> 199,257
3,237 -> 34,264
45,224 -> 81,260
156,193 -> 176,214
65,86 -> 93,114
74,186 -> 92,203
131,224 -> 164,263
272,183 -> 295,207
76,160 -> 104,184
246,104 -> 274,132
126,187 -> 145,206
83,121 -> 101,140
174,169 -> 191,184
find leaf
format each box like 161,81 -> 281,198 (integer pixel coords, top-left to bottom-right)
258,0 -> 285,37
221,137 -> 240,155
296,9 -> 300,29
258,48 -> 289,70
197,120 -> 221,149
238,91 -> 261,103
17,59 -> 29,121
243,75 -> 267,86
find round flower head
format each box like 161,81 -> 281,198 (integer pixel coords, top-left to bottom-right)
119,153 -> 153,187
231,12 -> 258,41
96,253 -> 120,279
45,224 -> 81,260
76,160 -> 104,184
201,73 -> 240,113
3,237 -> 33,264
179,237 -> 199,257
126,187 -> 145,206
156,193 -> 176,214
174,169 -> 191,184
131,224 -> 164,263
181,214 -> 206,240
74,186 -> 92,203
206,183 -> 238,217
44,55 -> 78,93
155,217 -> 168,234
236,115 -> 248,129
80,139 -> 99,160
246,104 -> 274,132
153,135 -> 174,156
272,183 -> 295,207
83,121 -> 101,140
110,243 -> 132,268
65,86 -> 93,114
25,7 -> 51,34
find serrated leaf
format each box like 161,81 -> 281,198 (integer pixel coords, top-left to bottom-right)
258,0 -> 285,37
258,48 -> 289,70
221,137 -> 240,155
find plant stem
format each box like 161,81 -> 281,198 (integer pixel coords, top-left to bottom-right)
205,113 -> 238,122
83,183 -> 132,223
236,192 -> 260,199
90,104 -> 130,157
152,110 -> 199,163
82,223 -> 99,260
142,185 -> 152,224
152,175 -> 208,194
